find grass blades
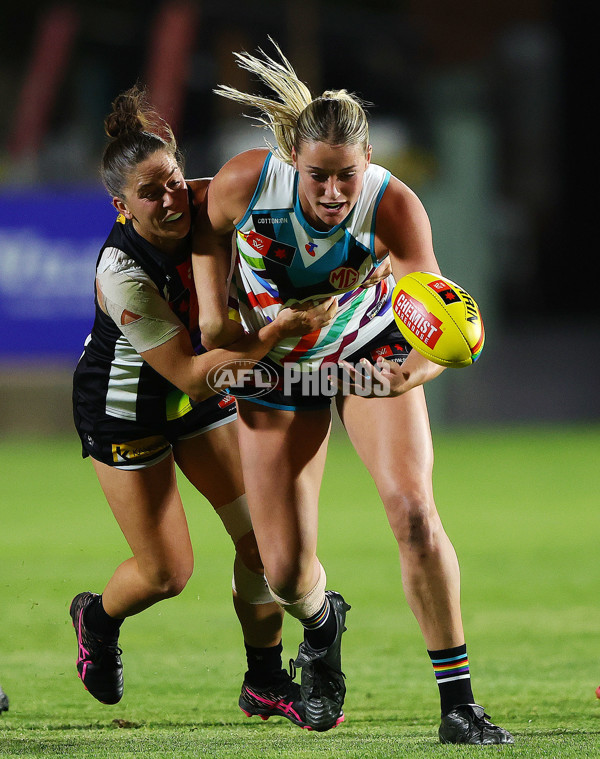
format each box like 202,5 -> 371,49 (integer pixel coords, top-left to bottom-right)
1,424 -> 599,757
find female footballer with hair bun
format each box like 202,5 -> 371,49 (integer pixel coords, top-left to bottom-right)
192,41 -> 513,743
70,84 -> 336,726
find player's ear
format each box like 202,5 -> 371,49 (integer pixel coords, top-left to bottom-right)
113,197 -> 132,219
291,146 -> 298,170
366,144 -> 372,165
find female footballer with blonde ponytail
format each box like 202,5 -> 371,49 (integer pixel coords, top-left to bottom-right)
193,41 -> 514,743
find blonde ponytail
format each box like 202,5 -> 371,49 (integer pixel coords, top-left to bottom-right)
215,39 -> 369,164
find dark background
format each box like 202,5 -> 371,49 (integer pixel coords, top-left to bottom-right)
0,0 -> 597,430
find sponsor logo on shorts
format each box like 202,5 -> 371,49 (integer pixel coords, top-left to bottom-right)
371,344 -> 393,360
111,435 -> 169,464
393,289 -> 443,348
370,341 -> 410,364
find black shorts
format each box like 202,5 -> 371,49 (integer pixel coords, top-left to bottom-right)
220,323 -> 411,411
73,393 -> 237,469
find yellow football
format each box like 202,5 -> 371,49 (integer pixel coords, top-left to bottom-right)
391,271 -> 485,368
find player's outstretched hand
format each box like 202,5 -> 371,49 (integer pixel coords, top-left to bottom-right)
338,350 -> 444,398
275,297 -> 338,337
334,357 -> 393,398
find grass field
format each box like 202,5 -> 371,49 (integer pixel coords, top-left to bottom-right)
1,424 -> 599,757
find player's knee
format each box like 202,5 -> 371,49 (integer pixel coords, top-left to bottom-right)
156,571 -> 191,599
385,491 -> 438,552
146,559 -> 193,599
265,556 -> 317,603
268,563 -> 327,618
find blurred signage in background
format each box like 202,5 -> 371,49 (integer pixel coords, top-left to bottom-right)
0,189 -> 115,361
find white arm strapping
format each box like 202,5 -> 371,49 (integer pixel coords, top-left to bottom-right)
97,247 -> 184,354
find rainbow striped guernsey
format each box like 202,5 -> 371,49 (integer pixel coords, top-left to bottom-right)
232,153 -> 395,370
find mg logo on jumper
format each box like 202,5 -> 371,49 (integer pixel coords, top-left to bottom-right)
329,266 -> 360,290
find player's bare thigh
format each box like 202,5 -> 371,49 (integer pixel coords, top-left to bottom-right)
92,454 -> 193,580
175,420 -> 265,573
174,419 -> 244,506
234,399 -> 331,594
336,387 -> 438,540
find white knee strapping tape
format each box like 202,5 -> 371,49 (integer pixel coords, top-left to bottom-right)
231,554 -> 273,605
267,564 -> 327,620
215,494 -> 253,544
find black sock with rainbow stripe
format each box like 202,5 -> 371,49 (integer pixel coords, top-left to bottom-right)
300,596 -> 336,650
428,643 -> 475,716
